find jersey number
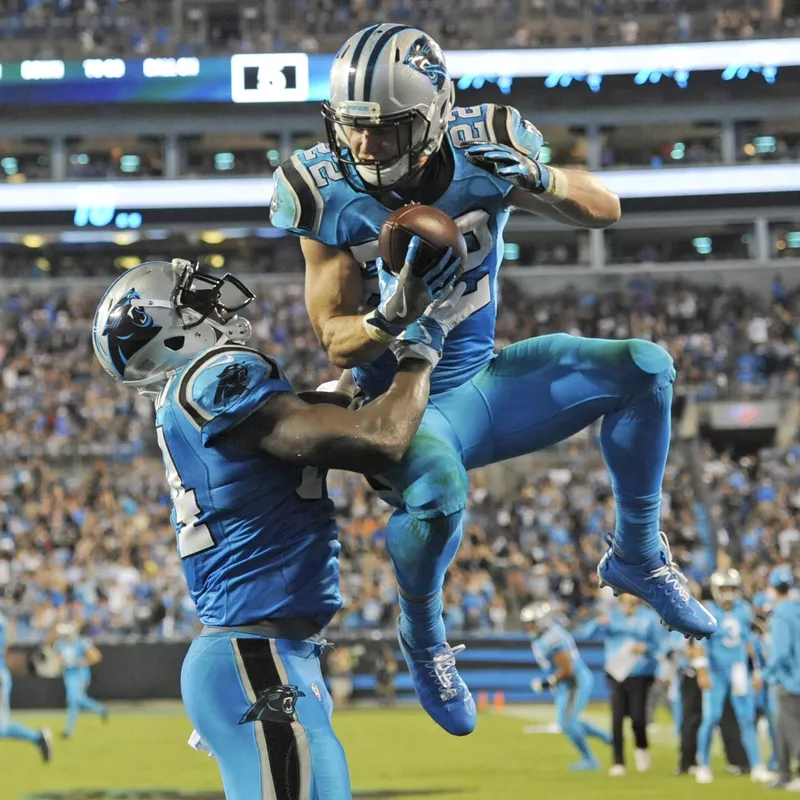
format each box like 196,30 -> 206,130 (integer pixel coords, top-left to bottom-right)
721,616 -> 742,648
157,428 -> 325,558
448,106 -> 490,147
157,426 -> 215,558
302,143 -> 344,189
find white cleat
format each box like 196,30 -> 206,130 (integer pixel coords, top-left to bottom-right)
634,748 -> 651,773
751,765 -> 777,783
785,778 -> 800,792
695,766 -> 714,784
608,764 -> 626,777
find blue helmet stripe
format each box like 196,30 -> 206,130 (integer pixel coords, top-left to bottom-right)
347,24 -> 380,101
360,25 -> 412,102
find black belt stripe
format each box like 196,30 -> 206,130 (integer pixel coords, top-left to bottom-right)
279,159 -> 317,233
361,24 -> 411,102
491,105 -> 513,148
236,638 -> 301,800
347,24 -> 380,101
176,344 -> 280,428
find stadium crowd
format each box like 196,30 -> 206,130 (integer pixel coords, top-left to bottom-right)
1,276 -> 799,643
0,0 -> 797,59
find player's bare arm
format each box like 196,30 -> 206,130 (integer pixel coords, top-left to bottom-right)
464,137 -> 620,228
227,359 -> 432,474
550,650 -> 576,684
507,170 -> 621,229
302,237 -> 389,369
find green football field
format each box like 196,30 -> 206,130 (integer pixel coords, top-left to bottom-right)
0,702 -> 774,799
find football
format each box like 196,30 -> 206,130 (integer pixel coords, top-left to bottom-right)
378,204 -> 468,276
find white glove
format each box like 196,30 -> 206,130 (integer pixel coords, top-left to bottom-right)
392,282 -> 467,368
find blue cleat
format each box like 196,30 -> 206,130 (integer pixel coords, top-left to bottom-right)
598,532 -> 717,639
397,622 -> 477,736
569,757 -> 600,771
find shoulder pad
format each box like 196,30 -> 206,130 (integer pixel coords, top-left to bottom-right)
174,345 -> 292,445
543,627 -> 566,649
447,104 -> 543,159
488,105 -> 543,159
270,144 -> 347,243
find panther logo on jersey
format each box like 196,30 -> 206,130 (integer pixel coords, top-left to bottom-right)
213,363 -> 250,405
102,289 -> 162,378
404,36 -> 447,90
239,684 -> 306,725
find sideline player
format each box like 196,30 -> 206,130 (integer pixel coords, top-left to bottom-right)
51,622 -> 108,738
522,602 -> 611,771
92,258 -> 454,800
691,569 -> 773,784
270,23 -> 716,736
0,610 -> 52,761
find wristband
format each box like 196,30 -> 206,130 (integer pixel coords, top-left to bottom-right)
362,313 -> 398,343
534,165 -> 570,204
691,657 -> 708,669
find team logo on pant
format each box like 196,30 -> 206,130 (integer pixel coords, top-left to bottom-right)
239,684 -> 305,725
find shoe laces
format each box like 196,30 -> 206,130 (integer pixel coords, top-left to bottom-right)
425,644 -> 466,702
646,532 -> 690,603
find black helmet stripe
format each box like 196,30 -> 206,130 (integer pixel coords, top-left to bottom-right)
359,24 -> 412,102
347,24 -> 380,101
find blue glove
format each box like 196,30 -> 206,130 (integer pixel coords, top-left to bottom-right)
464,142 -> 551,194
392,282 -> 466,368
365,236 -> 463,341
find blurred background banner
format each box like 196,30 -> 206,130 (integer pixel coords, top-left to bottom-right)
3,37 -> 800,105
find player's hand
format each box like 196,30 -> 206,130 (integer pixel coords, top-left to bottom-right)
752,673 -> 764,693
369,237 -> 463,338
392,282 -> 466,368
530,678 -> 545,694
464,142 -> 550,194
697,672 -> 712,692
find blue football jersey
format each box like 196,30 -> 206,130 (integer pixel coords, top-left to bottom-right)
271,103 -> 543,399
531,623 -> 585,678
0,612 -> 7,668
54,637 -> 91,670
154,343 -> 341,629
705,601 -> 753,673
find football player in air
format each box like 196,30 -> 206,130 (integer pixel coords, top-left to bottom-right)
0,609 -> 52,762
270,24 -> 717,737
522,602 -> 611,771
51,622 -> 108,738
690,569 -> 773,784
92,258 -> 456,800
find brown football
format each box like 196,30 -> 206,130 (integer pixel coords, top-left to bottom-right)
378,204 -> 468,276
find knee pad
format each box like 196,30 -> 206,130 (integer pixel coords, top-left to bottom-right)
401,452 -> 468,520
628,339 -> 675,379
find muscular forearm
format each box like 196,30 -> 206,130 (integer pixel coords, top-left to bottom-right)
510,168 -> 621,229
319,312 -> 391,369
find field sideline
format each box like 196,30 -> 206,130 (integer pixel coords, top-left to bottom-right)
0,702 -> 775,799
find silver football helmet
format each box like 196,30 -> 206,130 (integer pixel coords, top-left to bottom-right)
92,259 -> 253,398
323,24 -> 454,192
710,568 -> 742,607
520,601 -> 554,634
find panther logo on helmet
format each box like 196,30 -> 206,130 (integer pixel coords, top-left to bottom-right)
102,289 -> 162,378
404,35 -> 447,91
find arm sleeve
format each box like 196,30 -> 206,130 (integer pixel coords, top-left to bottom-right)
176,347 -> 293,446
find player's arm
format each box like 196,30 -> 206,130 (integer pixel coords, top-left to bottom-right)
302,237 -> 390,369
86,645 -> 102,666
688,640 -> 712,690
247,360 -> 430,473
761,615 -> 789,684
506,171 -> 621,229
462,105 -> 620,228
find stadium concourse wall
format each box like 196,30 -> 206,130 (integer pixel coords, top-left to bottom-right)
9,634 -> 608,709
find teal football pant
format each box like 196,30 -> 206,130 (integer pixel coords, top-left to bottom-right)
181,631 -> 351,800
381,334 -> 675,650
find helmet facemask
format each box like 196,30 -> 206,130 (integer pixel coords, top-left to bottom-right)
322,100 -> 440,193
